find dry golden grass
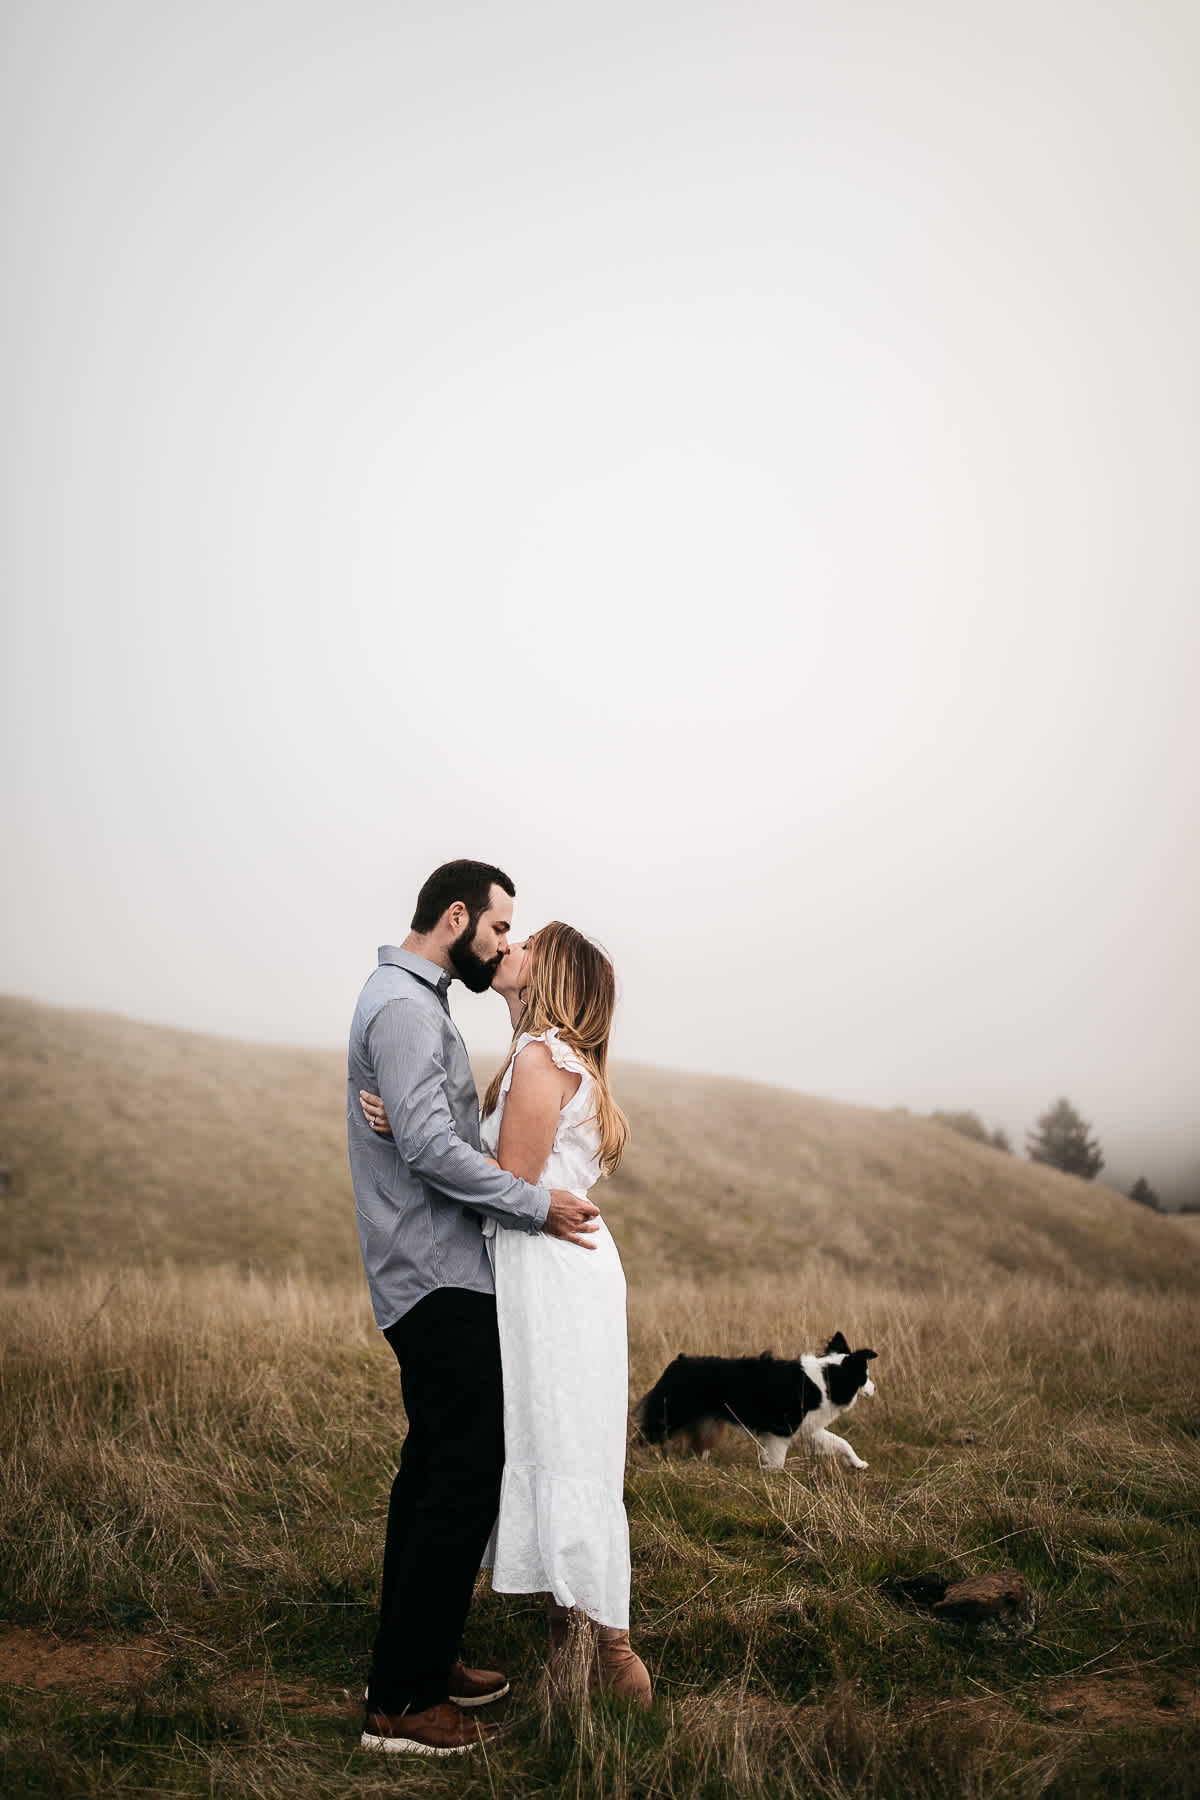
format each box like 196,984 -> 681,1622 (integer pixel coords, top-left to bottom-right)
1,996 -> 354,1277
4,995 -> 1199,1794
2,1266 -> 1198,1797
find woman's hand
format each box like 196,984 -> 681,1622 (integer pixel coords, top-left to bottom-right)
359,1091 -> 392,1135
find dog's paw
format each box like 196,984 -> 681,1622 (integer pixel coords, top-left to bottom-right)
849,1455 -> 869,1470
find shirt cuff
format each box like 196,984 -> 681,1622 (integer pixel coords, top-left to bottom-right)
527,1182 -> 551,1233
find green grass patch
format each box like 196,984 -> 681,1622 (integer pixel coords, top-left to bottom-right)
2,1269 -> 1198,1796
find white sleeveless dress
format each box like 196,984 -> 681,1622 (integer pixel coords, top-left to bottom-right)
479,1028 -> 632,1629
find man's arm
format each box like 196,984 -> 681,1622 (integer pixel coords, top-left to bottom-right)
367,998 -> 550,1231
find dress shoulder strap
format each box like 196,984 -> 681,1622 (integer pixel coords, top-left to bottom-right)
516,1027 -> 590,1082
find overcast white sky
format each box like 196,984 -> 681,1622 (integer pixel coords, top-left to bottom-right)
3,1 -> 1198,1187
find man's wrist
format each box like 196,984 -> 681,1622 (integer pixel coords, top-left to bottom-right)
529,1181 -> 552,1233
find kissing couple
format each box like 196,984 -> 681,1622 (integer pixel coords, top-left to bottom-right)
346,858 -> 651,1757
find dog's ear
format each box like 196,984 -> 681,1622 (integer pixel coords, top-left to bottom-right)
860,1349 -> 877,1361
823,1331 -> 851,1356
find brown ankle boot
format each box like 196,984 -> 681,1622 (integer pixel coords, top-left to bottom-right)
594,1627 -> 652,1706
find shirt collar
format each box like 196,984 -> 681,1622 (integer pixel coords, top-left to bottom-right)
378,945 -> 453,998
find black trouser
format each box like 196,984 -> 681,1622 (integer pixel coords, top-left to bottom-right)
369,1286 -> 505,1716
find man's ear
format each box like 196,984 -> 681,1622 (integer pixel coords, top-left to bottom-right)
444,901 -> 468,934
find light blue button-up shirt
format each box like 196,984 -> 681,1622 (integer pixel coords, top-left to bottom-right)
347,945 -> 551,1329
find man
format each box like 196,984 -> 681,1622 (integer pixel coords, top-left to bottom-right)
347,859 -> 599,1756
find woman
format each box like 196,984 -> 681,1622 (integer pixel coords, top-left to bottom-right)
361,922 -> 650,1704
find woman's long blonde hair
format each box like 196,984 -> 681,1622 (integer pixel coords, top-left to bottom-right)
482,920 -> 629,1177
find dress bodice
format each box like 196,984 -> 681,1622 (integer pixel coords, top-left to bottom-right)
479,1028 -> 603,1198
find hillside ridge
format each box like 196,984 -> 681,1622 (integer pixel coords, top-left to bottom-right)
3,994 -> 1196,1291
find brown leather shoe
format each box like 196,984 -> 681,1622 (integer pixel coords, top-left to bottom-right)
448,1658 -> 510,1706
360,1701 -> 501,1756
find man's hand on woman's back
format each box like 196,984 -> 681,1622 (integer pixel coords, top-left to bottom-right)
543,1191 -> 600,1249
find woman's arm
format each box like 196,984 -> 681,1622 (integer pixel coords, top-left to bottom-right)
495,1041 -> 581,1183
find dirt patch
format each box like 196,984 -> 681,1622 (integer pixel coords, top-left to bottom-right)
1034,1673 -> 1199,1727
0,1626 -> 355,1719
217,1674 -> 358,1721
0,1625 -> 167,1693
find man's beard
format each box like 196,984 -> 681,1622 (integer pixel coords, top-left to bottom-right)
447,924 -> 504,994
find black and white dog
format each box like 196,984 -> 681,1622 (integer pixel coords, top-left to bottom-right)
634,1332 -> 877,1471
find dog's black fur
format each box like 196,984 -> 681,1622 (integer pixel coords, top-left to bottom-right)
637,1350 -> 821,1442
634,1331 -> 877,1469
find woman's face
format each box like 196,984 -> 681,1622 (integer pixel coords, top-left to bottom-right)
491,935 -> 532,1003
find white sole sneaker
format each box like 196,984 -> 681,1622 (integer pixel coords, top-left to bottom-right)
360,1728 -> 476,1756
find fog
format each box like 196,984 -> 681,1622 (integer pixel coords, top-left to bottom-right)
4,2 -> 1198,1199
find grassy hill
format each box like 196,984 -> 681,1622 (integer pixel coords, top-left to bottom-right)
4,994 -> 1197,1291
4,995 -> 1199,1798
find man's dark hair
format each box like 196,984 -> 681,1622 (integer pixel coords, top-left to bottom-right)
410,860 -> 515,936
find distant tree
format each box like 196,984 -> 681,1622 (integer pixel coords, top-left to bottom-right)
1128,1176 -> 1160,1211
1025,1098 -> 1104,1181
989,1126 -> 1012,1154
